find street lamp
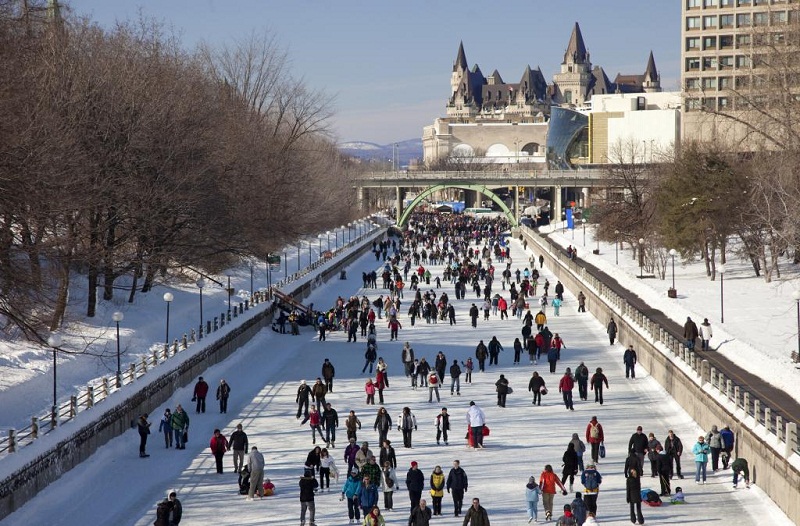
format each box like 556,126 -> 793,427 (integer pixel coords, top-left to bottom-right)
669,249 -> 677,296
48,332 -> 62,427
347,223 -> 352,243
638,238 -> 645,278
793,290 -> 800,361
326,231 -> 331,251
582,218 -> 586,246
719,264 -> 726,324
163,292 -> 174,353
318,234 -> 324,260
196,278 -> 205,330
340,225 -> 346,246
112,311 -> 123,388
297,243 -> 301,272
614,230 -> 619,265
227,275 -> 232,314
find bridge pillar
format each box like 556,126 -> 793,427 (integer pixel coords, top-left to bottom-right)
357,186 -> 365,212
464,190 -> 479,208
514,186 -> 520,220
582,187 -> 590,208
395,186 -> 403,219
552,185 -> 563,225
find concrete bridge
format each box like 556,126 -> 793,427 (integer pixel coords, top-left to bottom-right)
354,169 -> 623,227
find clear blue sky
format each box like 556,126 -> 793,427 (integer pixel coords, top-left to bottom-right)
66,1 -> 680,145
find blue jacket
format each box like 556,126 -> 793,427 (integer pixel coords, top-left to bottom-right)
356,483 -> 379,508
719,428 -> 734,449
341,476 -> 362,498
692,442 -> 710,462
547,348 -> 559,362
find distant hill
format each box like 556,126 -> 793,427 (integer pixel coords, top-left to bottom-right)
339,138 -> 422,168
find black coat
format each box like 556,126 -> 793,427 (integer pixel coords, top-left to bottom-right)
629,433 -> 649,454
626,476 -> 642,503
229,430 -> 248,451
562,448 -> 579,475
299,475 -> 318,501
446,467 -> 468,491
406,468 -> 425,492
408,505 -> 432,526
380,446 -> 397,468
624,453 -> 643,478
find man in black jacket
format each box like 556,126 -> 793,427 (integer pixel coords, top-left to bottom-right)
406,461 -> 425,512
628,426 -> 649,469
408,498 -> 433,526
322,403 -> 339,448
296,380 -> 311,420
299,468 -> 319,526
446,460 -> 468,517
229,423 -> 248,473
665,430 -> 684,479
449,360 -> 462,395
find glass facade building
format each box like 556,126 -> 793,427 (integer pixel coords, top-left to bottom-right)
546,106 -> 589,170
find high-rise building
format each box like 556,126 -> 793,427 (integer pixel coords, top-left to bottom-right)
681,0 -> 799,145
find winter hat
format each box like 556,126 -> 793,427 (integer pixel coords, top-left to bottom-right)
301,380 -> 306,385
469,401 -> 475,406
411,461 -> 418,467
351,467 -> 360,476
564,505 -> 572,511
590,416 -> 598,423
586,463 -> 595,469
167,489 -> 177,498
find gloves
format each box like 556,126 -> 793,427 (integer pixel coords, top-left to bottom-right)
414,426 -> 418,431
562,490 -> 568,496
397,426 -> 401,431
340,495 -> 345,501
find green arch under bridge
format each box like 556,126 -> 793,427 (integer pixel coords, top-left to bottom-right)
396,183 -> 518,228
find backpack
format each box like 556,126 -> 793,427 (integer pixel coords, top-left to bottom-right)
583,471 -> 600,491
590,424 -> 600,439
385,474 -> 395,488
428,373 -> 438,385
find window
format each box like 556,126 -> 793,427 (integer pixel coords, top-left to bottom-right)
737,13 -> 751,27
719,76 -> 732,89
773,32 -> 786,45
738,0 -> 751,5
736,55 -> 751,68
687,0 -> 701,7
686,78 -> 701,90
703,36 -> 717,49
687,37 -> 701,50
720,14 -> 734,27
685,97 -> 701,110
686,57 -> 701,71
720,35 -> 734,48
772,11 -> 787,25
564,90 -> 572,104
687,16 -> 701,29
736,34 -> 751,47
753,0 -> 768,5
735,76 -> 750,89
718,97 -> 730,109
702,77 -> 718,89
702,98 -> 717,111
753,12 -> 768,26
704,0 -> 717,5
704,15 -> 718,28
721,0 -> 733,5
703,57 -> 717,70
719,56 -> 734,69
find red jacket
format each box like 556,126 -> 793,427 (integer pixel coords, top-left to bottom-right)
559,375 -> 574,392
309,411 -> 321,427
585,420 -> 604,444
209,434 -> 228,454
194,380 -> 209,398
539,470 -> 565,494
497,298 -> 507,311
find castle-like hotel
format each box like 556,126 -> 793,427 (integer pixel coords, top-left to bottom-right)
422,22 -> 677,168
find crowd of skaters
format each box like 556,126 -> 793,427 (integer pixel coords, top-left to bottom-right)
142,211 -> 752,525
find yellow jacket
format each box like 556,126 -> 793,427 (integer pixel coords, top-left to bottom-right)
430,471 -> 445,497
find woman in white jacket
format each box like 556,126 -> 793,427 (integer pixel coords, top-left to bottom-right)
699,318 -> 713,351
380,460 -> 399,511
397,407 -> 417,448
318,448 -> 338,491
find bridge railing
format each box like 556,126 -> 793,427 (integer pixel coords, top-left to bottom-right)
359,169 -> 609,181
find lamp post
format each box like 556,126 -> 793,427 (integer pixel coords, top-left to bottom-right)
112,312 -> 123,388
318,234 -> 324,261
48,333 -> 62,427
196,278 -> 205,329
669,249 -> 677,297
719,264 -> 726,324
163,292 -> 174,354
347,223 -> 352,243
250,263 -> 254,296
297,244 -> 301,272
582,218 -> 586,246
614,230 -> 619,265
326,231 -> 331,251
638,238 -> 645,278
283,250 -> 288,276
340,225 -> 346,246
227,275 -> 232,314
793,290 -> 800,361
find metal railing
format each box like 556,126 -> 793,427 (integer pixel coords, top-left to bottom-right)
0,219 -> 390,460
520,225 -> 800,458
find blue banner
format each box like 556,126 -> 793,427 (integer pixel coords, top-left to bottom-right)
566,208 -> 574,229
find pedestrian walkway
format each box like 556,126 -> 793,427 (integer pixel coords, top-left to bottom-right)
7,232 -> 791,526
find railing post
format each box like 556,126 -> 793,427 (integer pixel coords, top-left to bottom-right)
233,306 -> 238,318
776,415 -> 784,441
190,329 -> 196,343
69,395 -> 77,418
726,379 -> 734,401
172,339 -> 178,354
86,385 -> 94,409
743,392 -> 750,416
141,357 -> 148,373
753,399 -> 761,425
786,422 -> 798,457
701,360 -> 710,385
8,429 -> 15,453
129,363 -> 136,381
733,386 -> 740,408
31,417 -> 38,439
182,334 -> 188,349
764,407 -> 772,432
220,313 -> 225,328
102,377 -> 109,398
198,324 -> 204,340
